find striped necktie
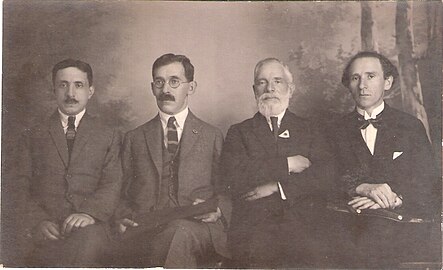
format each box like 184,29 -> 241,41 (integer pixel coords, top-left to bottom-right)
66,116 -> 76,156
167,117 -> 179,154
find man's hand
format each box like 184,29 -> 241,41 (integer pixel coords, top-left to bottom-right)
62,213 -> 95,235
193,198 -> 221,223
348,196 -> 381,210
355,183 -> 398,209
33,220 -> 62,241
241,182 -> 278,201
115,218 -> 139,234
287,155 -> 311,174
349,194 -> 403,210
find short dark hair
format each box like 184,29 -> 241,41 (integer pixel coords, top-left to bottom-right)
52,59 -> 93,86
341,51 -> 399,88
152,53 -> 194,82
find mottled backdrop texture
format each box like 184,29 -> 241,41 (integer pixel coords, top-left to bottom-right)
2,1 -> 441,265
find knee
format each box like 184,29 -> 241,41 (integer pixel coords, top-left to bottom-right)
68,224 -> 107,247
162,219 -> 209,249
166,219 -> 199,239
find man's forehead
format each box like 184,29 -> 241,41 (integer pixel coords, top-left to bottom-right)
350,57 -> 382,70
153,62 -> 185,77
55,67 -> 88,80
256,62 -> 285,78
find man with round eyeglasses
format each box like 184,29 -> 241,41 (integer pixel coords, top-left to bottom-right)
112,53 -> 231,267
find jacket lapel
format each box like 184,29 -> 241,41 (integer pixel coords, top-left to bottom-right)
48,111 -> 69,168
69,113 -> 93,164
252,112 -> 278,155
278,111 -> 305,155
179,111 -> 201,160
347,112 -> 373,167
143,114 -> 163,177
373,106 -> 395,158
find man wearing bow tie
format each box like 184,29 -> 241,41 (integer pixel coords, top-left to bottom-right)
113,53 -> 230,268
331,51 -> 440,266
221,58 -> 335,267
17,59 -> 122,267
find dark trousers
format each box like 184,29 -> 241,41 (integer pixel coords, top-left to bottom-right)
229,206 -> 356,268
106,219 -> 218,268
27,223 -> 110,267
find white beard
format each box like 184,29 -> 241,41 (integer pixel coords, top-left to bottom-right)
257,93 -> 290,119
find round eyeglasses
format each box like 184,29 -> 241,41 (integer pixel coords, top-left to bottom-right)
152,78 -> 190,89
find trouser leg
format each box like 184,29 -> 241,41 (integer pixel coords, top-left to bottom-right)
149,219 -> 214,268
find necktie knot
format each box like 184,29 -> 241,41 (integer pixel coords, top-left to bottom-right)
167,117 -> 179,154
358,115 -> 382,129
68,116 -> 76,129
270,116 -> 279,139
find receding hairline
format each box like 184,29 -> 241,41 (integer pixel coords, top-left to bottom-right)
254,58 -> 293,83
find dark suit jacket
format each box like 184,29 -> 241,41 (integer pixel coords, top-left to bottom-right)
331,105 -> 440,218
17,111 -> 123,235
221,110 -> 335,229
114,111 -> 231,258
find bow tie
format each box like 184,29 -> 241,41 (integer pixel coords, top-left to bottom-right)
358,115 -> 382,129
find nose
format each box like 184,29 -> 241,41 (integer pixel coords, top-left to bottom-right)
161,83 -> 171,94
359,78 -> 367,91
265,82 -> 275,93
67,84 -> 75,97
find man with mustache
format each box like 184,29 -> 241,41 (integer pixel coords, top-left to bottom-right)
221,58 -> 335,267
330,51 -> 440,267
113,53 -> 230,267
17,59 -> 122,266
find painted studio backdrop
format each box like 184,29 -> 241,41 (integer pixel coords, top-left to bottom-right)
2,1 -> 441,265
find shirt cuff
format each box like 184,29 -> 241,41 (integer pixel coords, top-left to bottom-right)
277,181 -> 287,200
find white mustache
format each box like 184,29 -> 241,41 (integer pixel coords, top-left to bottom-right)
259,93 -> 280,102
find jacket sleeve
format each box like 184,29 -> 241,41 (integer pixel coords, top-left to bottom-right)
279,125 -> 337,206
389,119 -> 440,217
212,129 -> 232,227
16,131 -> 52,235
112,131 -> 136,220
220,125 -> 288,199
77,128 -> 123,222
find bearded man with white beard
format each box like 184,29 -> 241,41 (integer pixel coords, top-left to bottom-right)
220,58 -> 337,268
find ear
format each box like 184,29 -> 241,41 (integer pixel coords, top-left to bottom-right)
288,83 -> 295,98
88,86 -> 95,99
384,76 -> 393,91
252,85 -> 258,98
187,81 -> 197,96
151,82 -> 155,95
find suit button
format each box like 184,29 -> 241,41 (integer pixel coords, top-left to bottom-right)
66,174 -> 72,179
68,194 -> 73,199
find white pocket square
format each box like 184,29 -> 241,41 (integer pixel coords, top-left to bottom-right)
393,151 -> 403,160
279,130 -> 290,138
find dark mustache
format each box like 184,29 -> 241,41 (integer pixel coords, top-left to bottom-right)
158,93 -> 175,101
65,98 -> 79,104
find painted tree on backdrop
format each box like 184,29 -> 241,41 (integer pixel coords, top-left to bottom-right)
396,1 -> 431,142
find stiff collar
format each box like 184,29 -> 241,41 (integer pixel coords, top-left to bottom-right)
58,108 -> 86,129
159,107 -> 189,130
357,102 -> 385,120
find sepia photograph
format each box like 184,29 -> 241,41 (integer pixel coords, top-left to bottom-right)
2,1 -> 441,268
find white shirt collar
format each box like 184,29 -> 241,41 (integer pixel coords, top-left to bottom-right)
265,109 -> 286,129
58,109 -> 86,129
159,107 -> 189,131
357,102 -> 385,120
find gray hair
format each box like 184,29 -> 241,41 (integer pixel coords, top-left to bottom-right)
253,58 -> 294,83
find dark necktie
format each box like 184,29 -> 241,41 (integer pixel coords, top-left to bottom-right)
270,116 -> 279,139
167,117 -> 179,154
66,116 -> 76,156
358,115 -> 382,129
